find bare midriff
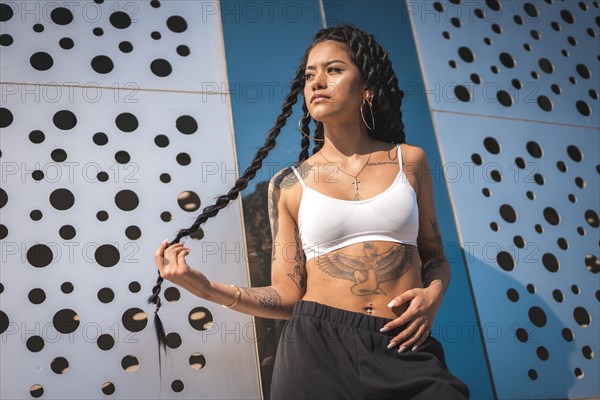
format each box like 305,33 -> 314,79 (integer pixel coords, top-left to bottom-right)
301,241 -> 422,319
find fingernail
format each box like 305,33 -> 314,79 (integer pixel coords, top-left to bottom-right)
380,326 -> 389,333
387,342 -> 396,349
387,299 -> 398,308
412,345 -> 418,352
162,239 -> 169,244
398,346 -> 406,353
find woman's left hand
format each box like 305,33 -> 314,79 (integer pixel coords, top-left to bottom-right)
380,282 -> 444,352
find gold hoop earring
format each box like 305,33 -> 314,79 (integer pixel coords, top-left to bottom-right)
298,111 -> 325,141
360,97 -> 375,131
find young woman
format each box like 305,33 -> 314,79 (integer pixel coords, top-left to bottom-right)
152,23 -> 470,399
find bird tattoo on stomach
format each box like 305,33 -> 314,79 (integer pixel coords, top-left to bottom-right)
314,241 -> 415,296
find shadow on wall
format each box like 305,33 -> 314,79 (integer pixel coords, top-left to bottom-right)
241,180 -> 286,400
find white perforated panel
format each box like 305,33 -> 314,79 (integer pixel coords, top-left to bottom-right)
0,1 -> 261,399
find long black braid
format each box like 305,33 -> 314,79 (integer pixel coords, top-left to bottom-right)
148,22 -> 407,370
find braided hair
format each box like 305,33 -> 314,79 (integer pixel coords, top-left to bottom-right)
148,22 -> 407,367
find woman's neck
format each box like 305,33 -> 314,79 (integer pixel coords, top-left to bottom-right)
321,122 -> 375,159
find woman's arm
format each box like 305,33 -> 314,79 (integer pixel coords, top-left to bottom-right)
415,148 -> 450,299
155,167 -> 307,320
379,146 -> 449,351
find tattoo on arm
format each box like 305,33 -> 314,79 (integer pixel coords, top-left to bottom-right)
287,224 -> 306,289
242,287 -> 283,310
269,164 -> 311,261
420,219 -> 446,290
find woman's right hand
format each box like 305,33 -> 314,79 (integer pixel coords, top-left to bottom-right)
154,240 -> 212,297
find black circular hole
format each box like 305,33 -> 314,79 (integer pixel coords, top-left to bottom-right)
562,327 -> 574,341
576,100 -> 591,116
490,170 -> 501,182
497,251 -> 515,271
97,287 -> 115,304
574,306 -> 591,327
499,204 -> 516,223
513,235 -> 524,248
51,357 -> 69,374
26,336 -> 44,352
166,332 -> 182,349
483,137 -> 500,154
567,145 -> 583,162
171,379 -> 184,393
543,207 -> 560,225
529,306 -> 547,327
552,289 -> 564,302
164,287 -> 181,302
122,308 -> 148,332
542,253 -> 559,272
97,334 -> 115,351
458,47 -> 474,63
526,141 -> 543,158
28,288 -> 46,305
516,328 -> 528,342
129,281 -> 141,293
537,346 -> 549,361
557,237 -> 568,250
507,288 -> 519,302
189,307 -> 214,331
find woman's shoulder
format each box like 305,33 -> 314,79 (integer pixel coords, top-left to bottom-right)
400,142 -> 428,165
269,161 -> 310,192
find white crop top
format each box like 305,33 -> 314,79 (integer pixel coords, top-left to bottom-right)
290,143 -> 419,261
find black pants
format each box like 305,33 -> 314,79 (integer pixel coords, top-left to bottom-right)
271,300 -> 470,400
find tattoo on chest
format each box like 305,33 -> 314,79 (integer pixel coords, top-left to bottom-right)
315,241 -> 415,296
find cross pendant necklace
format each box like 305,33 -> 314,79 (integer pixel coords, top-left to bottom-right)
318,143 -> 373,191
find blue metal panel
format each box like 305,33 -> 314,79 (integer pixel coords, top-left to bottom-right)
434,112 -> 599,399
409,0 -> 600,398
409,0 -> 599,127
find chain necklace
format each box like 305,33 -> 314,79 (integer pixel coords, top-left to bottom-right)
318,143 -> 373,191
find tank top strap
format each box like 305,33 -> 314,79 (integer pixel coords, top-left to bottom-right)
290,165 -> 305,188
397,143 -> 403,175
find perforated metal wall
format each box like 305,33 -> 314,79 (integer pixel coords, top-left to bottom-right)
409,0 -> 599,398
0,1 -> 261,399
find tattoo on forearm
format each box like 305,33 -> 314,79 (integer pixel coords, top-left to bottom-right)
242,287 -> 283,310
315,241 -> 415,296
287,225 -> 306,289
422,259 -> 443,284
420,219 -> 446,290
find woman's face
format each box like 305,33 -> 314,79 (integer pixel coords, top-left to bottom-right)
303,40 -> 368,124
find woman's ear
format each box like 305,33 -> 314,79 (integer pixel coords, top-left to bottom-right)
363,88 -> 374,102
